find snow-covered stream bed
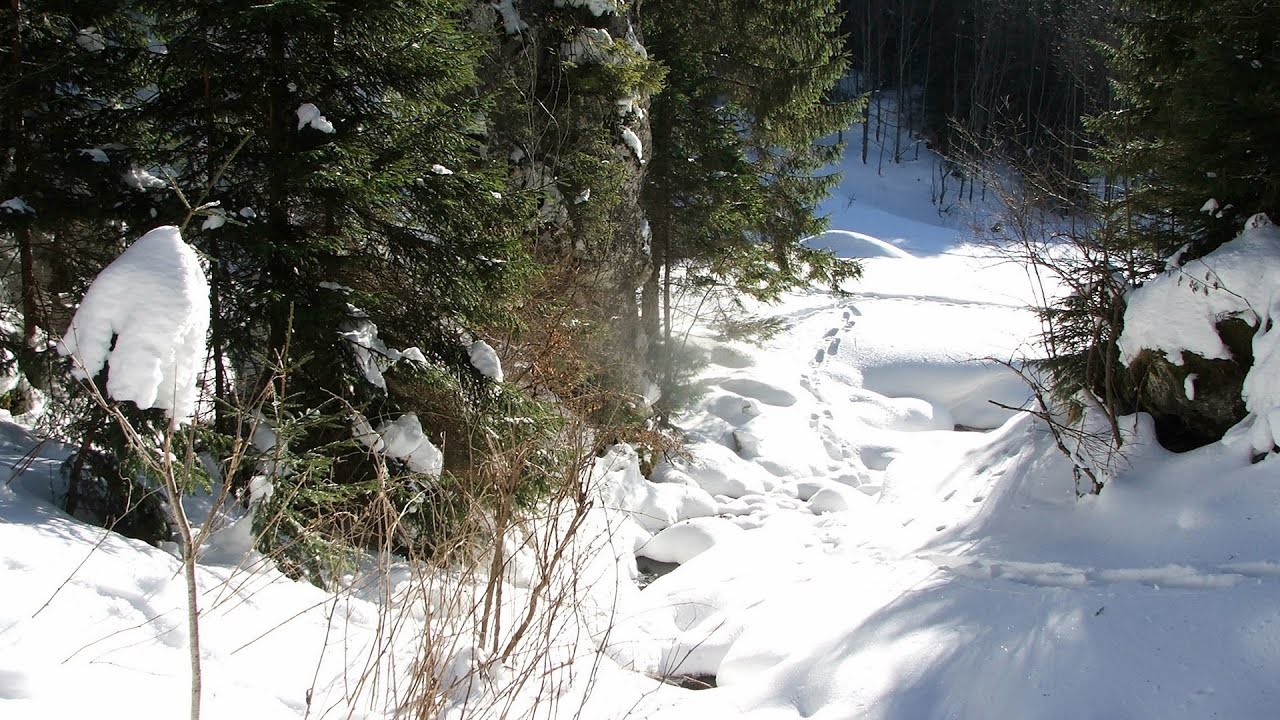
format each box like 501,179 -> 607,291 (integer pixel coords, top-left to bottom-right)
595,222 -> 1280,719
4,146 -> 1280,718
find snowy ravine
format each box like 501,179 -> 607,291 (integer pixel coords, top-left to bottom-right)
591,149 -> 1280,719
4,138 -> 1280,720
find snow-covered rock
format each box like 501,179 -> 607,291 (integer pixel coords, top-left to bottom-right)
1120,214 -> 1280,366
639,517 -> 743,565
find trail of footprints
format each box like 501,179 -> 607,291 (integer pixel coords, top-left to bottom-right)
812,305 -> 860,367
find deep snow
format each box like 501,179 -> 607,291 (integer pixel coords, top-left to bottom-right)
4,111 -> 1280,720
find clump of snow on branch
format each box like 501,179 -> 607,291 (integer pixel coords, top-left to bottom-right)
339,305 -> 427,391
621,127 -> 643,163
468,339 -> 503,382
123,166 -> 166,189
296,103 -> 335,134
1,197 -> 34,215
553,0 -> 617,16
57,226 -> 210,424
201,207 -> 227,230
493,0 -> 528,34
354,412 -> 443,477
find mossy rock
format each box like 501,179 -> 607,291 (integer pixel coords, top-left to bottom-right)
1124,317 -> 1254,451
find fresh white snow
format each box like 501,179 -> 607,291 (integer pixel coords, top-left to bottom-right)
621,127 -> 644,163
295,103 -> 335,134
56,226 -> 210,424
5,106 -> 1280,720
1120,212 -> 1280,366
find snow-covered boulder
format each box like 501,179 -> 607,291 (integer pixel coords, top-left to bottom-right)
57,226 -> 210,424
1120,214 -> 1280,448
638,517 -> 743,565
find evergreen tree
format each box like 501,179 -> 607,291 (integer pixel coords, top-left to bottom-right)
641,0 -> 862,400
1093,0 -> 1280,258
129,0 -> 530,509
0,2 -> 148,392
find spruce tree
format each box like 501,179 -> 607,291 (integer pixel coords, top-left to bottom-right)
135,1 -> 528,493
640,0 -> 862,399
1093,0 -> 1280,258
0,2 -> 148,392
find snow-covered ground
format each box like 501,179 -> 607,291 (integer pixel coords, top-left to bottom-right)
4,119 -> 1280,720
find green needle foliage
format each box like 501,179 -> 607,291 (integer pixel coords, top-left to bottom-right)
1092,0 -> 1280,259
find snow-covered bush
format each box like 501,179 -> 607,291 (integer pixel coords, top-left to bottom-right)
57,226 -> 210,425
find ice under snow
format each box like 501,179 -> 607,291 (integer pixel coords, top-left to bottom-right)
56,226 -> 210,424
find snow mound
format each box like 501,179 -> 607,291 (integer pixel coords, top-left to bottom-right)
595,446 -> 719,533
807,483 -> 867,514
639,517 -> 743,565
57,226 -> 210,424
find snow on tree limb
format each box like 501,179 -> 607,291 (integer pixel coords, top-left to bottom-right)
57,226 -> 211,424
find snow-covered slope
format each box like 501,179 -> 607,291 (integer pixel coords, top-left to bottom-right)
6,114 -> 1280,720
597,132 -> 1280,719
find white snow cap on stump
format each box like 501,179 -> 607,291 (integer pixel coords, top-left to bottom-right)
57,226 -> 210,424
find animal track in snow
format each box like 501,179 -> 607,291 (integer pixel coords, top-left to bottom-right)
927,556 -> 1273,590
